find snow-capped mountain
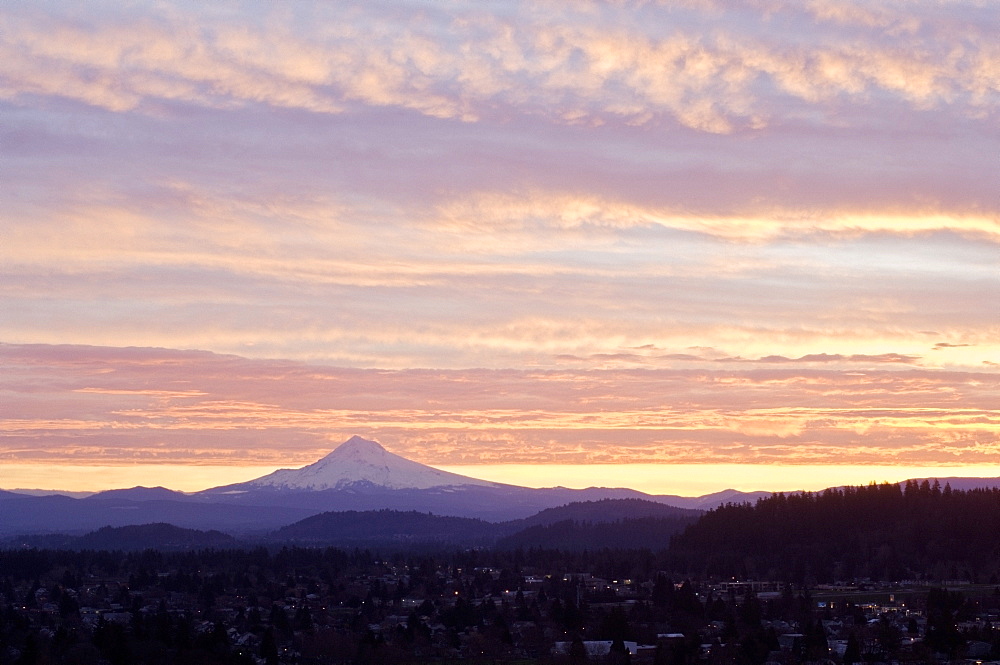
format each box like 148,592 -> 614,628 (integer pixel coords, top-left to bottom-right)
0,436 -> 777,532
195,436 -> 768,521
235,436 -> 501,491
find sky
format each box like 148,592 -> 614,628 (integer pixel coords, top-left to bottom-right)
1,0 -> 998,494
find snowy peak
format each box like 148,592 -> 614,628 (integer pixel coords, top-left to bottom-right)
240,436 -> 500,491
334,435 -> 388,459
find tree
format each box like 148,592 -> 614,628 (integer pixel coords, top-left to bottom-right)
260,627 -> 278,665
842,632 -> 861,664
569,634 -> 588,664
609,638 -> 631,665
600,607 -> 632,641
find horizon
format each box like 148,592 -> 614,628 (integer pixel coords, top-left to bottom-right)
7,461 -> 1000,497
3,433 -> 1000,497
2,2 -> 998,492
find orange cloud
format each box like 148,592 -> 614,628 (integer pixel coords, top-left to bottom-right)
2,344 -> 998,475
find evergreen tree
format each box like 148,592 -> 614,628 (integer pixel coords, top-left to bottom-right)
843,632 -> 861,664
609,637 -> 631,665
569,634 -> 588,664
260,627 -> 278,665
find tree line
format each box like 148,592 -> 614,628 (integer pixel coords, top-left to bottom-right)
667,480 -> 1000,583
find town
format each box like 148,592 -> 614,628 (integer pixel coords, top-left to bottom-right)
2,546 -> 998,665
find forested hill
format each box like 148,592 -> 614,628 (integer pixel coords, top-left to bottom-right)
668,480 -> 1000,583
512,497 -> 701,528
496,515 -> 697,551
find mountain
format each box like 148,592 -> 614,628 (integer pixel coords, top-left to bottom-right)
85,486 -> 191,502
196,436 -> 765,521
6,489 -> 95,499
662,488 -> 773,510
209,436 -> 501,492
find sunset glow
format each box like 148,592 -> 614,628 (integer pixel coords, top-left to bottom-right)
1,1 -> 998,494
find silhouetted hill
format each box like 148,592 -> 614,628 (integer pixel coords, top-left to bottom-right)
0,499 -> 699,551
2,523 -> 239,551
269,509 -> 501,547
904,476 -> 1000,491
0,533 -> 78,549
513,498 -> 702,528
267,499 -> 703,549
85,486 -> 191,502
0,493 -> 313,535
498,514 -> 698,551
74,523 -> 237,551
668,480 -> 1000,583
672,488 -> 772,510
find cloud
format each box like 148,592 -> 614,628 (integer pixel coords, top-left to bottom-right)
0,1 -> 997,454
433,191 -> 1000,242
1,1 -> 996,131
736,353 -> 923,365
558,350 -> 931,368
2,344 -> 998,471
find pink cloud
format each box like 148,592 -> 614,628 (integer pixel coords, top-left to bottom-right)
2,344 -> 998,470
